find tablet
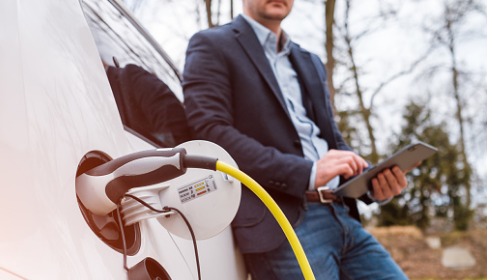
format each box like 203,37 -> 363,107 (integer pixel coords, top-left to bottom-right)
333,141 -> 438,198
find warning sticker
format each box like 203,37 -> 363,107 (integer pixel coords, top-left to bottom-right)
178,175 -> 218,204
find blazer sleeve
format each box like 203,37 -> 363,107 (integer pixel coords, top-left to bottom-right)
182,31 -> 312,200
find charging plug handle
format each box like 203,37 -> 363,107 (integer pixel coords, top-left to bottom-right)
85,148 -> 187,204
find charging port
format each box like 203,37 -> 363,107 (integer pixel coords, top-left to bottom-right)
75,151 -> 141,255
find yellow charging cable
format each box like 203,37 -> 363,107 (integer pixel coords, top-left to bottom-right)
216,160 -> 316,280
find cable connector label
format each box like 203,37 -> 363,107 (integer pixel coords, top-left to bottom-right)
178,175 -> 217,204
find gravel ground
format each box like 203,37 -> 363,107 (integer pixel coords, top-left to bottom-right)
368,226 -> 487,280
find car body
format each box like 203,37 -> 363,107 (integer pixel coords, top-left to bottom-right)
0,0 -> 246,279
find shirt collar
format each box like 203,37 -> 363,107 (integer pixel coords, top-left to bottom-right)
241,14 -> 292,55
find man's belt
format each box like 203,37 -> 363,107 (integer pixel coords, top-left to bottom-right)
305,186 -> 342,203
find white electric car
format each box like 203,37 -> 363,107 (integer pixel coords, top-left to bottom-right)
0,0 -> 247,279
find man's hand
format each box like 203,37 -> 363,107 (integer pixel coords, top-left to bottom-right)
315,150 -> 368,188
370,166 -> 408,201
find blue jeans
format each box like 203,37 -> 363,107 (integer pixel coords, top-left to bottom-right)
244,202 -> 408,280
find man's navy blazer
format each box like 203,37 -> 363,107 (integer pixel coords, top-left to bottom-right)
183,15 -> 367,254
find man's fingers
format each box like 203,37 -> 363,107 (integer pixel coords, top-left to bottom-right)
377,172 -> 393,197
371,167 -> 409,200
338,163 -> 355,179
356,157 -> 368,173
336,152 -> 367,175
371,178 -> 382,198
392,166 -> 407,189
383,169 -> 402,196
316,150 -> 370,187
371,176 -> 391,200
347,158 -> 359,175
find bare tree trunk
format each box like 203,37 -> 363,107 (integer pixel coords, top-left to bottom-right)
341,0 -> 379,162
216,0 -> 222,25
324,0 -> 337,113
445,12 -> 472,208
205,0 -> 214,28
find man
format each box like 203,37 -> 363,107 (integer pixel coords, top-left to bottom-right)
183,0 -> 409,279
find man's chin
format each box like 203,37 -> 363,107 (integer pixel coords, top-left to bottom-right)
264,10 -> 290,21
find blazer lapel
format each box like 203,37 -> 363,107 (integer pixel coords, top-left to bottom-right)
289,45 -> 338,149
231,16 -> 337,149
232,16 -> 290,117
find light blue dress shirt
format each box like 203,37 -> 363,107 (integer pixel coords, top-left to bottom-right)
243,15 -> 340,191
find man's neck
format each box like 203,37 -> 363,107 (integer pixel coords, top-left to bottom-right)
260,20 -> 282,37
262,21 -> 284,52
242,14 -> 284,52
243,14 -> 282,38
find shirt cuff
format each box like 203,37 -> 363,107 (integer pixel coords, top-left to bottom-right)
308,162 -> 317,190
